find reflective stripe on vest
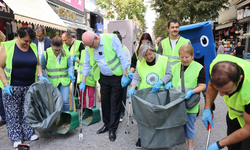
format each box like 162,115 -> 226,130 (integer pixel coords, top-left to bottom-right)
77,47 -> 96,87
70,40 -> 83,70
45,47 -> 70,87
161,37 -> 189,66
172,61 -> 203,113
210,54 -> 250,127
101,34 -> 123,76
0,39 -> 38,89
137,55 -> 168,89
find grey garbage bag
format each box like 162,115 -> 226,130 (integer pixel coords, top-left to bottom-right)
132,87 -> 188,149
24,80 -> 63,138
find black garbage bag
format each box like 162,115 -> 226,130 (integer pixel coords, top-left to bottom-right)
132,87 -> 187,149
24,80 -> 63,138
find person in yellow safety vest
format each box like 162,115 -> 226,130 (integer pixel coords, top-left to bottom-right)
0,27 -> 48,148
80,31 -> 130,142
112,30 -> 132,122
0,30 -> 6,127
158,18 -> 191,66
127,41 -> 172,148
40,36 -> 75,112
61,32 -> 85,98
77,46 -> 96,112
129,33 -> 154,83
165,44 -> 206,150
202,54 -> 250,150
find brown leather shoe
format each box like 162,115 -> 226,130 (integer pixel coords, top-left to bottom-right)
96,126 -> 108,134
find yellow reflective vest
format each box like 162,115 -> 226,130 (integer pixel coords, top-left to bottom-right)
210,54 -> 250,127
172,61 -> 203,113
0,39 -> 38,89
69,40 -> 83,70
45,47 -> 71,87
77,47 -> 97,87
161,36 -> 189,66
137,55 -> 168,89
97,34 -> 123,76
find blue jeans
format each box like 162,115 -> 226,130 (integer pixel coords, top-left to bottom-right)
58,83 -> 70,112
0,89 -> 6,121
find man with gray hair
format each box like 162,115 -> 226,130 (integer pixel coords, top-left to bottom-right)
217,40 -> 224,55
80,31 -> 130,142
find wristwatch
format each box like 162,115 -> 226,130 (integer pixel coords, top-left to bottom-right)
216,141 -> 224,149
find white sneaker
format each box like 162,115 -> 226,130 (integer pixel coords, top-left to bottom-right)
13,140 -> 22,148
119,117 -> 123,122
30,134 -> 39,141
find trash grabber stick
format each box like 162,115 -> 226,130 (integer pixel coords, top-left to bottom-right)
205,115 -> 214,150
79,89 -> 84,142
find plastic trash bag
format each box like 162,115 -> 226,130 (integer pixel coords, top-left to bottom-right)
24,80 -> 63,138
132,87 -> 187,149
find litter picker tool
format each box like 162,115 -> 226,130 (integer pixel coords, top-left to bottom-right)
122,97 -> 133,134
205,115 -> 214,150
79,90 -> 84,142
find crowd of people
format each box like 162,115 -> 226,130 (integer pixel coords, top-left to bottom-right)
0,17 -> 250,150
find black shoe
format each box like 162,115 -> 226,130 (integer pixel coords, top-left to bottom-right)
96,126 -> 108,134
135,138 -> 141,149
109,131 -> 116,142
0,121 -> 6,127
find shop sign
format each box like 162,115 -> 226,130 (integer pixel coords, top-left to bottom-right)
218,6 -> 237,24
60,0 -> 84,11
0,1 -> 14,19
58,6 -> 76,21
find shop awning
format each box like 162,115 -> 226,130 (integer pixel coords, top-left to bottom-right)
76,23 -> 93,31
63,19 -> 93,31
215,22 -> 233,30
3,0 -> 67,31
63,20 -> 78,29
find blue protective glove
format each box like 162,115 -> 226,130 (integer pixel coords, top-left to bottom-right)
202,109 -> 214,128
203,142 -> 219,150
69,74 -> 75,83
164,81 -> 172,90
121,76 -> 131,88
128,71 -> 133,80
39,76 -> 50,82
79,82 -> 86,92
185,90 -> 195,99
128,87 -> 135,99
4,84 -> 13,96
73,56 -> 78,62
152,80 -> 163,93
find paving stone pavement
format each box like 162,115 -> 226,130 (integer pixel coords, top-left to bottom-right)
0,92 -> 228,150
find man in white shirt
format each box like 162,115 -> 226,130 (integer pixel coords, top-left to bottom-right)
33,27 -> 51,61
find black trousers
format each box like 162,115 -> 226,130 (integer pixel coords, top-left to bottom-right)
99,73 -> 123,132
226,112 -> 250,150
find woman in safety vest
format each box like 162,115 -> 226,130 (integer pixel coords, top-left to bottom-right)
40,36 -> 75,112
0,30 -> 6,127
127,41 -> 172,148
0,27 -> 49,148
165,44 -> 206,150
129,33 -> 154,82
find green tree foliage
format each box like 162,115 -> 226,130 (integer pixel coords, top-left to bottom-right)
96,0 -> 147,39
151,0 -> 229,38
